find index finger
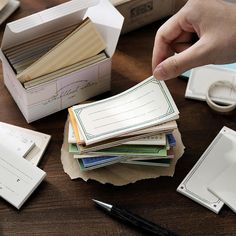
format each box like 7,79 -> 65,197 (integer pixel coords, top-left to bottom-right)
152,13 -> 185,71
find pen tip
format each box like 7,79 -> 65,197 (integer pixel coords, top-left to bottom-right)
92,199 -> 99,204
92,199 -> 104,205
92,199 -> 112,211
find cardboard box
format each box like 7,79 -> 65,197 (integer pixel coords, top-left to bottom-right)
111,0 -> 187,33
0,0 -> 124,123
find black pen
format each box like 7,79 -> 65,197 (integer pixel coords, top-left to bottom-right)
92,199 -> 177,236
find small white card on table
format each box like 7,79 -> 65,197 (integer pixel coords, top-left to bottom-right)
0,122 -> 51,166
177,126 -> 236,214
185,65 -> 236,104
0,150 -> 46,209
208,163 -> 236,213
0,125 -> 35,158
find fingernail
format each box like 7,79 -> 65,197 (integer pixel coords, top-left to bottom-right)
153,65 -> 168,80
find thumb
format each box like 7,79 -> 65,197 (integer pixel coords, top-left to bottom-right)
153,41 -> 211,80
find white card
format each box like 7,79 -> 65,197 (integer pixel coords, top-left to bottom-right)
0,122 -> 51,166
73,76 -> 179,145
0,125 -> 35,158
0,150 -> 46,209
177,126 -> 236,214
125,133 -> 166,146
208,163 -> 236,213
185,65 -> 236,104
68,122 -> 76,144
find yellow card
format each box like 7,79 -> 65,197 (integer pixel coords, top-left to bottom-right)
68,108 -> 84,145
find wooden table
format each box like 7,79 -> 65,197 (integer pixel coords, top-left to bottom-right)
0,1 -> 236,235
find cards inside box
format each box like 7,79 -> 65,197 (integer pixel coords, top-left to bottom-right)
3,17 -> 108,89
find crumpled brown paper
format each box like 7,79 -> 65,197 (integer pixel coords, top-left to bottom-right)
61,120 -> 185,186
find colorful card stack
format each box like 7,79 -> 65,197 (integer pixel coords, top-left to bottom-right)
67,76 -> 180,171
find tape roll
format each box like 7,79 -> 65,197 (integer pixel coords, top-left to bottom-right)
206,80 -> 236,113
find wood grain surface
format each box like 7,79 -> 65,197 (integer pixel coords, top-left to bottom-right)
0,1 -> 236,235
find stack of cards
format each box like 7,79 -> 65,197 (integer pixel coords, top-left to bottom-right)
67,76 -> 181,171
0,122 -> 51,209
3,17 -> 107,88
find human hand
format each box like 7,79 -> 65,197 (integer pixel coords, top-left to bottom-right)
152,0 -> 236,80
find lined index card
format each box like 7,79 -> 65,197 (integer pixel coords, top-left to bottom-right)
0,150 -> 46,209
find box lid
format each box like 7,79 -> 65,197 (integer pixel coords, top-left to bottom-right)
1,0 -> 124,57
1,0 -> 98,49
86,0 -> 124,57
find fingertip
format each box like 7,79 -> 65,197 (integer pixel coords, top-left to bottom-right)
153,64 -> 170,80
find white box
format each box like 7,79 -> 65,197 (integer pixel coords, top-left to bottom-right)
0,0 -> 124,123
111,0 -> 187,33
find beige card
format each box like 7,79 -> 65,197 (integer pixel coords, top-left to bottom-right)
17,18 -> 106,82
0,0 -> 8,11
